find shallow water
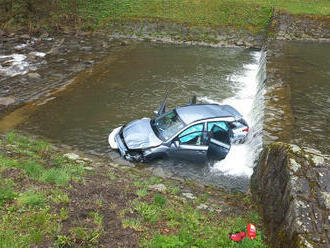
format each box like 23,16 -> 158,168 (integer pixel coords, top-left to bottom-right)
19,42 -> 264,191
272,41 -> 330,154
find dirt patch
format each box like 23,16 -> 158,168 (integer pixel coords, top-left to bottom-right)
63,167 -> 139,247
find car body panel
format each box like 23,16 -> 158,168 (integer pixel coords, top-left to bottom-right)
176,104 -> 242,124
122,118 -> 162,149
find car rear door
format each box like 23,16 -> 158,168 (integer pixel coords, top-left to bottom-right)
207,121 -> 231,160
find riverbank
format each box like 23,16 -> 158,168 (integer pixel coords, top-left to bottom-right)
0,131 -> 266,247
1,1 -> 329,48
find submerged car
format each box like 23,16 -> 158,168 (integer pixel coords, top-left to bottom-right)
108,96 -> 249,162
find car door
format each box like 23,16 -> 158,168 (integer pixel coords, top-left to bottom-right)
207,121 -> 231,160
169,123 -> 208,162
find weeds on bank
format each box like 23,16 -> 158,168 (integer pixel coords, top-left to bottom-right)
0,132 -> 92,247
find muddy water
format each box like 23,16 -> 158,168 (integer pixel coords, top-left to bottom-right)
270,41 -> 330,154
17,42 -> 263,191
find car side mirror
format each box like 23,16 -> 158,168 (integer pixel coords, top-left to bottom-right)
174,140 -> 179,148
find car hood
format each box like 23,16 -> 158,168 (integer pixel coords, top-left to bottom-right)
122,118 -> 162,150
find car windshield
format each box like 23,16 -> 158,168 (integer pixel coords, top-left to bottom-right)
153,110 -> 185,140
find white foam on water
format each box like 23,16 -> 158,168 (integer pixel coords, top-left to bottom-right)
200,51 -> 264,177
0,54 -> 30,77
29,52 -> 46,58
0,51 -> 46,77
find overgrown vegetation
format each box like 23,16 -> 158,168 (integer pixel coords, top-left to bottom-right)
0,132 -> 267,247
0,0 -> 329,34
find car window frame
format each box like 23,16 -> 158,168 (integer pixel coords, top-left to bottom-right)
167,116 -> 235,143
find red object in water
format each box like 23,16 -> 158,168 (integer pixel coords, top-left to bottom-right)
243,127 -> 249,132
247,223 -> 257,240
229,232 -> 246,242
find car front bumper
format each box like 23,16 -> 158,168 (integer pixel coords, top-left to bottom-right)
108,126 -> 122,149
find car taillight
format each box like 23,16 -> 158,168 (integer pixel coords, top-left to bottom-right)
243,128 -> 249,132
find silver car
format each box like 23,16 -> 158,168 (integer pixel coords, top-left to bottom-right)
108,97 -> 249,162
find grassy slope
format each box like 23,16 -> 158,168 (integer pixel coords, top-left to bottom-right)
1,1 -> 328,33
0,132 -> 267,247
79,0 -> 330,32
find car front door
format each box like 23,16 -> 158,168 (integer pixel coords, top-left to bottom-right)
207,121 -> 231,160
169,123 -> 208,162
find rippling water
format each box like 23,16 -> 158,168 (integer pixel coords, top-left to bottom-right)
18,42 -> 265,191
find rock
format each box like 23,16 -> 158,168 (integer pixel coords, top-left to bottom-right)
64,153 -> 80,160
2,61 -> 13,67
251,143 -> 330,248
39,32 -> 49,39
27,72 -> 41,79
0,97 -> 16,106
182,192 -> 196,200
170,176 -> 185,183
149,184 -> 167,192
20,34 -> 30,39
120,40 -> 129,46
196,204 -> 208,210
152,167 -> 173,179
84,166 -> 94,171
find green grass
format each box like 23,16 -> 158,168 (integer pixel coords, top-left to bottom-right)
17,190 -> 46,208
0,132 -> 85,186
0,132 -> 267,247
252,0 -> 330,15
79,0 -> 329,33
80,0 -> 273,33
0,132 -> 87,248
1,0 -> 328,37
141,202 -> 265,247
0,186 -> 18,206
56,226 -> 103,248
49,189 -> 71,205
0,207 -> 60,248
122,190 -> 266,248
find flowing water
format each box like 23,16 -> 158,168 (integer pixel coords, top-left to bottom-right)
2,39 -> 329,191
16,42 -> 265,191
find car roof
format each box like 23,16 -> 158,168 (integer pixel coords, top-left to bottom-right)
176,104 -> 242,124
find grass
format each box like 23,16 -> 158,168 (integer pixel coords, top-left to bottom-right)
132,197 -> 266,247
0,185 -> 17,206
79,0 -> 329,33
17,190 -> 46,208
2,0 -> 328,35
0,132 -> 87,248
252,0 -> 330,15
80,0 -> 274,33
0,207 -> 60,248
0,132 -> 85,186
0,132 -> 267,247
126,177 -> 266,247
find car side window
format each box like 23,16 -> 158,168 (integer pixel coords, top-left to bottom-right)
207,121 -> 229,132
178,124 -> 204,146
